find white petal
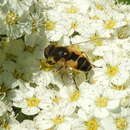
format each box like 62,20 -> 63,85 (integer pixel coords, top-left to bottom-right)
101,117 -> 116,130
63,104 -> 76,116
94,108 -> 109,118
57,122 -> 71,130
36,120 -> 53,130
22,107 -> 40,115
107,100 -> 120,110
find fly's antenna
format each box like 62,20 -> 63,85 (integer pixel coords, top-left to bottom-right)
71,36 -> 113,45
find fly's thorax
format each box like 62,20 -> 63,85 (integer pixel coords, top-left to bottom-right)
52,47 -> 70,61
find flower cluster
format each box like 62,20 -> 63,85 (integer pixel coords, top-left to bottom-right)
0,0 -> 130,130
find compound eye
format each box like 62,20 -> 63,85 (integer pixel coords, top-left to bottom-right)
44,47 -> 50,58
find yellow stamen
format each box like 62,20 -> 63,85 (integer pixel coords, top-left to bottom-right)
115,117 -> 128,129
32,20 -> 37,32
91,79 -> 97,84
1,121 -> 10,130
69,90 -> 80,102
104,20 -> 116,29
106,65 -> 119,77
43,20 -> 56,30
71,22 -> 78,29
96,4 -> 104,11
66,6 -> 79,14
24,45 -> 35,53
6,12 -> 17,25
84,118 -> 100,130
52,116 -> 64,125
52,96 -> 61,103
26,97 -> 40,107
90,15 -> 100,20
95,96 -> 108,107
111,84 -> 128,91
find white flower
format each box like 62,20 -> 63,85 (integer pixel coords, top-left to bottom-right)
93,47 -> 129,85
59,82 -> 91,112
8,0 -> 33,16
43,8 -> 68,41
101,108 -> 130,130
32,70 -> 54,87
35,106 -> 74,130
22,7 -> 45,36
104,82 -> 130,100
12,83 -> 52,115
80,82 -> 120,118
97,9 -> 126,37
72,108 -> 105,130
0,9 -> 26,39
0,0 -> 130,129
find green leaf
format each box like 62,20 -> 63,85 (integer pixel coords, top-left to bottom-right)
118,0 -> 130,4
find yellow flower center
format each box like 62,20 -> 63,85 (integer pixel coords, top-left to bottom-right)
69,90 -> 80,102
52,96 -> 61,103
71,22 -> 78,29
6,12 -> 17,25
32,20 -> 37,32
1,121 -> 10,130
95,4 -> 104,11
111,84 -> 128,91
106,65 -> 119,77
26,97 -> 40,107
104,20 -> 116,29
84,118 -> 100,130
24,45 -> 35,53
115,117 -> 128,129
52,116 -> 64,125
90,15 -> 100,20
4,124 -> 10,130
95,96 -> 108,107
91,79 -> 97,84
66,6 -> 79,14
43,20 -> 56,30
90,34 -> 103,46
